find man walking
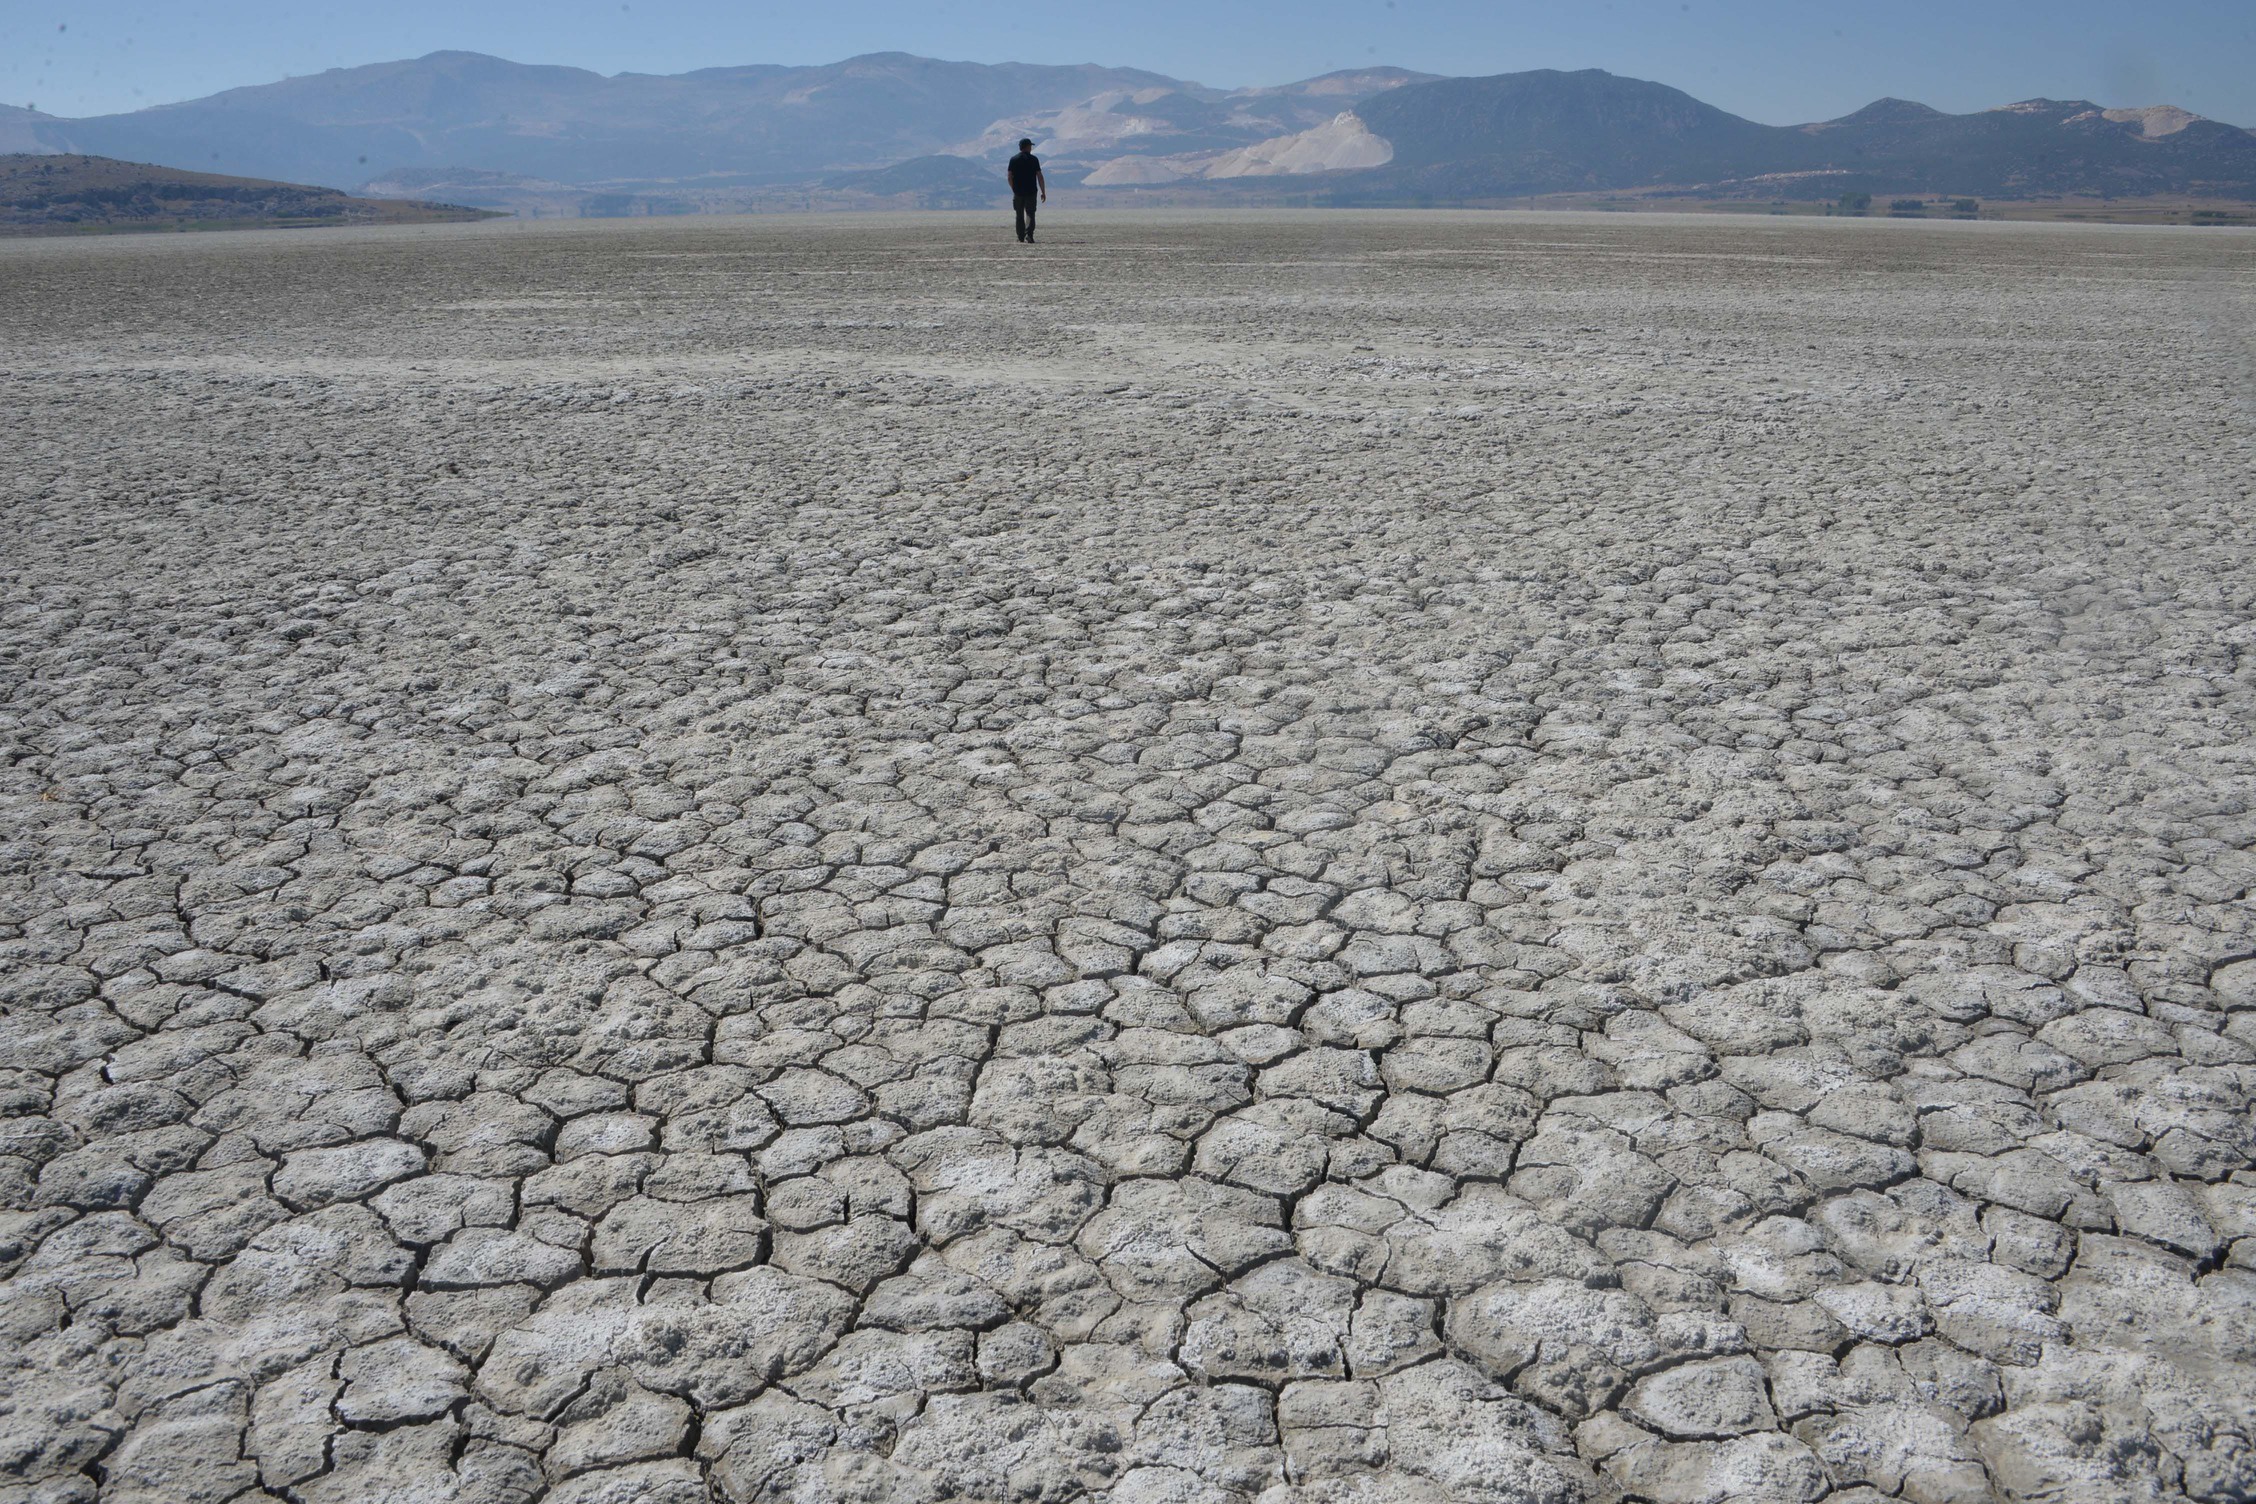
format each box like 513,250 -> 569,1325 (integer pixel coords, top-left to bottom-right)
1007,138 -> 1045,243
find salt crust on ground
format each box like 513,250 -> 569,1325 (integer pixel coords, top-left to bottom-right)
2,210 -> 2253,1503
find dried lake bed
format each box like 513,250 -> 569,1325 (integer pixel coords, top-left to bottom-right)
3,210 -> 2254,1503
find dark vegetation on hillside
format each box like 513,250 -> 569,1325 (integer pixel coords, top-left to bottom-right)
0,154 -> 497,233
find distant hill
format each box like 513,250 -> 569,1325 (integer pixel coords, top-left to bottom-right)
1359,69 -> 1784,183
1343,70 -> 2256,200
0,154 -> 494,234
1782,94 -> 2256,198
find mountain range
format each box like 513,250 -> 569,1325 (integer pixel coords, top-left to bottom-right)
6,53 -> 1416,194
1350,71 -> 2256,201
8,51 -> 2254,213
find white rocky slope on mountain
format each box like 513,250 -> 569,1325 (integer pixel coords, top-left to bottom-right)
953,89 -> 1193,157
2095,105 -> 2204,138
1083,112 -> 1394,185
952,70 -> 1425,181
1200,112 -> 1396,178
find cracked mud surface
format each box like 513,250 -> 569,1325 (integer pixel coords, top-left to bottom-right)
3,210 -> 2254,1504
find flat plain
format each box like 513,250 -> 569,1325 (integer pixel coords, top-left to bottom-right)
3,210 -> 2254,1504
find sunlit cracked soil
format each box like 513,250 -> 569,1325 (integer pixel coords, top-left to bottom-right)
4,210 -> 2255,1504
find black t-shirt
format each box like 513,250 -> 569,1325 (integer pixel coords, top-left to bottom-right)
1007,152 -> 1041,197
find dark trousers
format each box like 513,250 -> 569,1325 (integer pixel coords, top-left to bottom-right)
1014,193 -> 1038,240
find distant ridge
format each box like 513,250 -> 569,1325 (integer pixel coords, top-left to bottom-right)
1814,98 -> 1948,129
0,103 -> 61,154
1346,70 -> 2256,200
1360,69 -> 1782,178
9,53 -> 2252,211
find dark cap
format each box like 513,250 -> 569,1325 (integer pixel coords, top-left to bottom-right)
1018,138 -> 1033,150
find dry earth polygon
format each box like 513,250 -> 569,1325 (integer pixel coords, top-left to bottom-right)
2,210 -> 2254,1503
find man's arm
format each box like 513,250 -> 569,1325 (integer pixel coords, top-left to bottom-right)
1037,167 -> 1047,202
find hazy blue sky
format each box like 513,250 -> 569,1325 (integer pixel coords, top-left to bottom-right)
6,0 -> 2253,124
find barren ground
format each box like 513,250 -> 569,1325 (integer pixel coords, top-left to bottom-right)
4,210 -> 2255,1504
